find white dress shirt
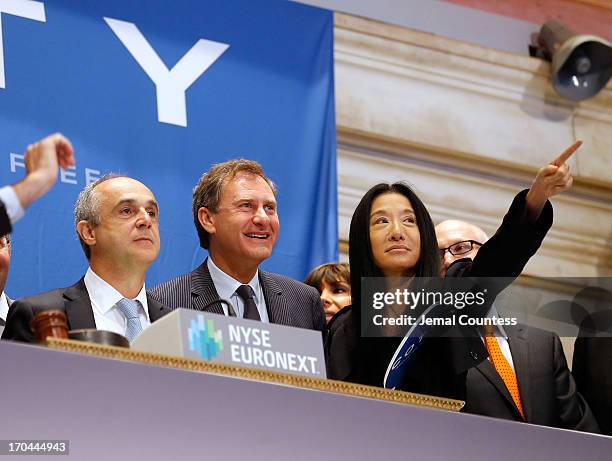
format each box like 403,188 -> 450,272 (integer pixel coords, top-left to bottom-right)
480,305 -> 516,372
83,267 -> 150,337
0,291 -> 9,323
0,186 -> 25,225
207,257 -> 269,322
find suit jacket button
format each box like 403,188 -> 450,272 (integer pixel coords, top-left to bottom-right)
470,351 -> 479,361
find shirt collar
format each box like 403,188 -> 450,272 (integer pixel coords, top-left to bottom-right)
485,303 -> 508,338
84,267 -> 149,320
207,257 -> 260,302
0,292 -> 8,322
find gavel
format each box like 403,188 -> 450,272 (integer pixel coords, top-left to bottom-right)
29,310 -> 69,343
29,310 -> 129,347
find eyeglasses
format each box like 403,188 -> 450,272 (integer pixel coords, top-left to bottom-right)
439,240 -> 482,259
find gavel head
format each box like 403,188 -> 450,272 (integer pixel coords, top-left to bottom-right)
29,310 -> 69,344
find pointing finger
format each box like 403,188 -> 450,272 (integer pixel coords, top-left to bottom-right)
552,139 -> 582,167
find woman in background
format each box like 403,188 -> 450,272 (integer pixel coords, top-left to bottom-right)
304,263 -> 351,324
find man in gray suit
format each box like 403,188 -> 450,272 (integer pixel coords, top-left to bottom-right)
435,219 -> 598,432
149,160 -> 325,332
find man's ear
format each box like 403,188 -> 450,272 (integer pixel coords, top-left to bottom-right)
198,207 -> 216,235
76,220 -> 97,247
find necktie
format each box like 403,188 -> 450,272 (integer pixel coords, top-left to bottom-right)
235,285 -> 260,321
115,298 -> 143,342
484,326 -> 525,420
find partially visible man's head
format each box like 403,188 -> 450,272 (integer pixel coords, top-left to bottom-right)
74,174 -> 160,269
0,234 -> 11,294
193,160 -> 278,270
435,220 -> 488,276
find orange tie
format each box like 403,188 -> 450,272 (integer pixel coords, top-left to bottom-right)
484,328 -> 525,420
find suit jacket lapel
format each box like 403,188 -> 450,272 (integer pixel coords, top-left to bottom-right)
475,353 -> 522,418
507,324 -> 531,420
189,261 -> 225,315
147,295 -> 169,322
63,279 -> 97,330
259,270 -> 292,325
0,295 -> 12,326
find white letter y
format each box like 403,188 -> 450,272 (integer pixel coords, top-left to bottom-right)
104,17 -> 229,127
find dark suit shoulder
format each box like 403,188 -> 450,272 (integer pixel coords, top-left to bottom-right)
508,323 -> 557,343
11,287 -> 71,311
261,270 -> 325,331
2,283 -> 82,343
149,271 -> 192,294
148,271 -> 194,309
261,271 -> 317,294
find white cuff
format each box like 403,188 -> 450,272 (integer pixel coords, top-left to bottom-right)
0,186 -> 25,225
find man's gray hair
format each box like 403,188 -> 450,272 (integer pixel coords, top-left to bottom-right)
74,173 -> 125,259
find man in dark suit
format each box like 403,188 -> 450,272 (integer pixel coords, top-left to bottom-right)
0,133 -> 75,236
435,219 -> 599,432
149,160 -> 324,332
573,307 -> 612,435
3,172 -> 169,342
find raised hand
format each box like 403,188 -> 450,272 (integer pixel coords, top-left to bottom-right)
526,140 -> 582,221
12,133 -> 76,209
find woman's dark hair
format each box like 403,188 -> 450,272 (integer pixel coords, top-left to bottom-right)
349,182 -> 440,317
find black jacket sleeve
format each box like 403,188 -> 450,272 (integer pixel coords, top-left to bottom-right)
0,199 -> 12,237
1,299 -> 36,343
468,189 -> 552,278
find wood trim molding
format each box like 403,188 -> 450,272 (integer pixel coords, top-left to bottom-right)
333,13 -> 612,277
45,337 -> 465,412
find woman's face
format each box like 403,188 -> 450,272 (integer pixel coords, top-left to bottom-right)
369,192 -> 421,277
320,280 -> 351,323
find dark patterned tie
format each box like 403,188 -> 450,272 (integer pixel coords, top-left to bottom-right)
235,285 -> 260,321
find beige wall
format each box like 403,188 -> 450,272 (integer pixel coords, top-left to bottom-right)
334,13 -> 612,363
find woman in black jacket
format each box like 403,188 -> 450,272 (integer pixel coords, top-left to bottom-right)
325,175 -> 560,397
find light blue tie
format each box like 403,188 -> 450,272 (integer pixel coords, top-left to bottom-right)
115,298 -> 143,342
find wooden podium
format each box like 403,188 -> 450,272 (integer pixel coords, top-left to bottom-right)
0,340 -> 609,460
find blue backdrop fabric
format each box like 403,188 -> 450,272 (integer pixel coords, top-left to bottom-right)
0,0 -> 337,298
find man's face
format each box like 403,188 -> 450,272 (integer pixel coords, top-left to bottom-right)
0,235 -> 11,294
88,177 -> 160,269
436,220 -> 486,276
203,172 -> 279,271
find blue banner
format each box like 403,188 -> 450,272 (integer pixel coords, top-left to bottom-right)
0,0 -> 337,297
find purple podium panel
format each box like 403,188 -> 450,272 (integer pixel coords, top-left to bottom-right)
0,341 -> 610,460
